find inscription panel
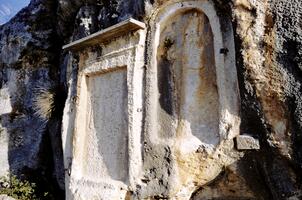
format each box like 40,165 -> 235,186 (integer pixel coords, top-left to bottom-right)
83,67 -> 128,182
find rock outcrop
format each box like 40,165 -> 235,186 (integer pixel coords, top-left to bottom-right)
0,0 -> 301,199
0,0 -> 65,198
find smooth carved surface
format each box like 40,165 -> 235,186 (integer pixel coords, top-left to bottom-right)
157,10 -> 219,145
63,18 -> 145,51
83,68 -> 128,182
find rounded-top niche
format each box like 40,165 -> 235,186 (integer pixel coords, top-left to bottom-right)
156,9 -> 220,146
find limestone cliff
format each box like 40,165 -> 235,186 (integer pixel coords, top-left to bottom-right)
0,0 -> 301,199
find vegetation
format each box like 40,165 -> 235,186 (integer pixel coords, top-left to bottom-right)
33,86 -> 55,120
0,175 -> 49,200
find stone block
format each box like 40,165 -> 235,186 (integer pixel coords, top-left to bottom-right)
236,135 -> 260,150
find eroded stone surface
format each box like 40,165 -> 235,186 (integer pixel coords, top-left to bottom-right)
0,195 -> 16,200
84,68 -> 128,182
236,135 -> 260,150
141,1 -> 241,198
1,0 -> 302,199
157,10 -> 219,146
190,164 -> 258,200
66,24 -> 146,199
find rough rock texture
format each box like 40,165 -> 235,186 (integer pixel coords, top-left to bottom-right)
230,0 -> 302,199
0,195 -> 16,200
0,0 -> 65,198
236,135 -> 260,150
0,0 -> 301,199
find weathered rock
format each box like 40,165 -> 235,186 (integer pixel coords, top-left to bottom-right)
0,0 -> 301,199
236,135 -> 260,150
0,0 -> 65,198
0,195 -> 16,200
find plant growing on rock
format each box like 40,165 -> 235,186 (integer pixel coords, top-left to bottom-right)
0,175 -> 38,200
33,85 -> 56,121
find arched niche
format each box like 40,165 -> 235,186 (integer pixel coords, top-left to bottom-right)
145,0 -> 240,149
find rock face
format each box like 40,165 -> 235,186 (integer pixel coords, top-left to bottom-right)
0,0 -> 65,198
0,0 -> 301,200
0,195 -> 16,200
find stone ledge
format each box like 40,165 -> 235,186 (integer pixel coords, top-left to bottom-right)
236,135 -> 260,150
63,18 -> 145,51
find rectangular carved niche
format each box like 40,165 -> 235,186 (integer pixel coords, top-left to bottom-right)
84,67 -> 128,182
65,18 -> 146,200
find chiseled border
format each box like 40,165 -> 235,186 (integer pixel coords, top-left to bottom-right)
63,28 -> 146,199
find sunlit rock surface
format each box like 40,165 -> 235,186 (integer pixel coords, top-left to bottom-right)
0,0 -> 301,199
